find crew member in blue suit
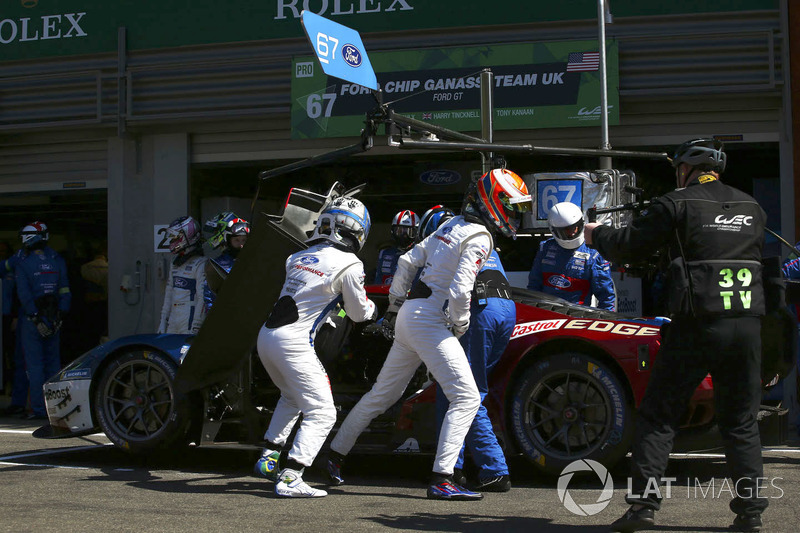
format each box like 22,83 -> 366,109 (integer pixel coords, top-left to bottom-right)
14,222 -> 71,420
373,210 -> 418,285
528,202 -> 616,311
1,244 -> 28,416
427,208 -> 515,492
202,212 -> 250,311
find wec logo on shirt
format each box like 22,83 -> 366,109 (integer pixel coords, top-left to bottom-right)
714,215 -> 753,226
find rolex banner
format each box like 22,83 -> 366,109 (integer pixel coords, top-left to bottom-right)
291,41 -> 619,139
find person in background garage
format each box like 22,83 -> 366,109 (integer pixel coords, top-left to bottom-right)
158,216 -> 207,334
14,222 -> 71,420
585,139 -> 769,532
1,241 -> 28,417
202,212 -> 250,311
528,201 -> 616,310
373,210 -> 418,285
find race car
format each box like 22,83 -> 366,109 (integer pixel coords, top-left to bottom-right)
35,181 -> 789,477
37,282 -> 715,476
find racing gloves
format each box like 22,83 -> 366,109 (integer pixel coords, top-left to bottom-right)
380,296 -> 404,340
32,312 -> 61,339
449,321 -> 469,339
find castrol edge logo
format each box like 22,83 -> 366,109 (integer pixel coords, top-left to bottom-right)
511,318 -> 660,340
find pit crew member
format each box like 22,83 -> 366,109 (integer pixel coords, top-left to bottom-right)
254,196 -> 377,498
528,201 -> 616,310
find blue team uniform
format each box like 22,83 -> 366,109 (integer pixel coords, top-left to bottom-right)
374,247 -> 403,285
15,246 -> 71,417
203,251 -> 237,311
2,251 -> 29,409
436,250 -> 514,479
527,238 -> 616,311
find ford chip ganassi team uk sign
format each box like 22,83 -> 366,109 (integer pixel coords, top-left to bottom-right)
301,11 -> 378,91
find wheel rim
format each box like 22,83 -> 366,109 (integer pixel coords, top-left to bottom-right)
100,358 -> 175,442
522,369 -> 613,460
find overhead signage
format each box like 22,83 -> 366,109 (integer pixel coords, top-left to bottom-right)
301,11 -> 377,90
291,41 -> 619,138
0,1 -> 775,61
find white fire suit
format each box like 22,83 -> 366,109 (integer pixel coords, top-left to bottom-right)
258,242 -> 376,468
330,215 -> 490,475
158,254 -> 208,334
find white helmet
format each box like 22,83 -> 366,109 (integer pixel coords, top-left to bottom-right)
548,202 -> 585,250
166,215 -> 202,255
306,196 -> 371,253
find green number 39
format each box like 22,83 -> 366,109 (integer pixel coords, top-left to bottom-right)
718,267 -> 753,310
718,268 -> 752,288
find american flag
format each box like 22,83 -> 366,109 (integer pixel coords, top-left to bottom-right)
566,52 -> 600,72
422,112 -> 432,120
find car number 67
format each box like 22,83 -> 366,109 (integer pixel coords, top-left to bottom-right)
316,32 -> 339,65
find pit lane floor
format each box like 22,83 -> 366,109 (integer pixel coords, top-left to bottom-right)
1,414 -> 799,533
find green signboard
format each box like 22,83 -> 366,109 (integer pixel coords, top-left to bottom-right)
291,41 -> 619,139
0,1 -> 777,61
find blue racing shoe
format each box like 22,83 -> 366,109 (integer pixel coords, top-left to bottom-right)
254,448 -> 281,482
427,479 -> 483,501
325,457 -> 345,486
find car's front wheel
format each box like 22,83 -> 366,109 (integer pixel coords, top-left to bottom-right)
94,350 -> 191,454
509,352 -> 633,477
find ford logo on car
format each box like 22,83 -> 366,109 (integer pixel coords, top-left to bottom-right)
419,170 -> 461,186
342,44 -> 362,68
548,275 -> 572,289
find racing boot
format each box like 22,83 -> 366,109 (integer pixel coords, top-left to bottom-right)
472,474 -> 511,493
610,505 -> 655,532
253,448 -> 281,482
730,513 -> 762,532
325,452 -> 346,486
275,468 -> 327,498
452,468 -> 467,488
427,473 -> 483,501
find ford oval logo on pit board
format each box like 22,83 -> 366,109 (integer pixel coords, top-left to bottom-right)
342,44 -> 362,67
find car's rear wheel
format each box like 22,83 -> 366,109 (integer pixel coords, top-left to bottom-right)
94,350 -> 190,454
510,352 -> 633,477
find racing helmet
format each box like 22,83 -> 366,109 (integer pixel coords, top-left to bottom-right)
417,205 -> 455,242
20,221 -> 49,249
671,138 -> 726,173
548,202 -> 585,250
307,196 -> 371,253
203,211 -> 236,249
223,217 -> 250,243
462,168 -> 531,239
166,215 -> 201,255
390,210 -> 418,250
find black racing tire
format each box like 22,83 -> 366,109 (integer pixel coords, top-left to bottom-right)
94,349 -> 191,454
509,352 -> 634,477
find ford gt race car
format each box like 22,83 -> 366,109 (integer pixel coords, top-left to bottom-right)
35,179 -> 722,480
35,177 -> 794,477
38,283 -> 711,477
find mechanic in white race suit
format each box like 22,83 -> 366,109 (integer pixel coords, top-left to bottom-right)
158,216 -> 207,334
326,169 -> 531,500
253,196 -> 377,498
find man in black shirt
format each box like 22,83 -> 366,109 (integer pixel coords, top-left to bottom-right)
586,139 -> 769,532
